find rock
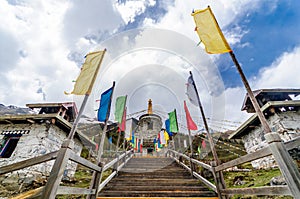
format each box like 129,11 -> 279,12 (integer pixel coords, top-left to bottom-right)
270,175 -> 286,186
233,176 -> 245,186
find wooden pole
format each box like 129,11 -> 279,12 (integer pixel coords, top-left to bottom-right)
88,82 -> 115,199
42,50 -> 106,199
187,128 -> 194,177
189,71 -> 227,198
229,51 -> 300,197
189,71 -> 220,164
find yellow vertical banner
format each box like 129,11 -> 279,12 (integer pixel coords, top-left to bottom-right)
192,6 -> 232,54
65,50 -> 106,95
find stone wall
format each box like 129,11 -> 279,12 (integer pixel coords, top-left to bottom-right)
0,123 -> 82,196
242,110 -> 300,169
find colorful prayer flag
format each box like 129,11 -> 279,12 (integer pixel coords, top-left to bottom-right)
108,136 -> 113,144
184,101 -> 198,130
97,84 -> 114,122
119,107 -> 126,131
164,130 -> 169,146
160,130 -> 166,145
186,75 -> 199,107
197,144 -> 201,154
125,119 -> 132,139
114,96 -> 127,123
65,50 -> 106,95
165,119 -> 173,136
192,6 -> 232,54
168,109 -> 179,133
202,139 -> 206,149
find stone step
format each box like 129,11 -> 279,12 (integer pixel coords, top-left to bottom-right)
103,185 -> 209,191
98,157 -> 217,197
97,197 -> 218,199
99,190 -> 217,197
108,178 -> 201,185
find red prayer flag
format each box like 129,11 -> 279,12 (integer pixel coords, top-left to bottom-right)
202,139 -> 206,149
119,107 -> 126,131
184,101 -> 198,130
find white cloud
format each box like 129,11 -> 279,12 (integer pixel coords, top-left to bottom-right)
0,0 -> 293,130
252,46 -> 300,89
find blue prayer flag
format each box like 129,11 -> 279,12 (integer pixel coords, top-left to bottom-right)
97,85 -> 114,122
165,119 -> 173,136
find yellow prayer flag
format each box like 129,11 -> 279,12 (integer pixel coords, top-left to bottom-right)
65,50 -> 106,95
192,6 -> 232,54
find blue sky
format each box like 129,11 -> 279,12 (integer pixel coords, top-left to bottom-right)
219,1 -> 300,87
0,0 -> 299,130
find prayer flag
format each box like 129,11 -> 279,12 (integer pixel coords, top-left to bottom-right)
131,130 -> 135,144
184,101 -> 198,130
202,139 -> 206,149
164,130 -> 169,145
198,144 -> 201,154
119,107 -> 126,131
125,119 -> 132,139
160,130 -> 166,145
65,50 -> 106,95
109,136 -> 113,144
186,75 -> 199,107
97,84 -> 114,122
115,96 -> 127,123
192,6 -> 232,54
165,119 -> 173,136
168,109 -> 179,133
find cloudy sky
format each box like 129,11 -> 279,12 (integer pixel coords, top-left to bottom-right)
0,0 -> 299,131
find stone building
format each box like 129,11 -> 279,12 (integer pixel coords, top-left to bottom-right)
135,99 -> 163,155
0,102 -> 93,193
229,89 -> 300,169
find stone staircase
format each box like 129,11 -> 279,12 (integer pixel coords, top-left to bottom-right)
98,157 -> 218,198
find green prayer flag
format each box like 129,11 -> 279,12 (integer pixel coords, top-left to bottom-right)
114,96 -> 127,123
198,144 -> 201,154
168,109 -> 179,132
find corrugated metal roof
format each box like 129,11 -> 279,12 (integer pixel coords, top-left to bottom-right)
1,130 -> 30,135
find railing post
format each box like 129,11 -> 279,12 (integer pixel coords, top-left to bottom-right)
40,139 -> 74,199
211,161 -> 227,199
89,162 -> 103,199
265,132 -> 300,196
189,154 -> 194,177
123,150 -> 127,165
113,153 -> 120,174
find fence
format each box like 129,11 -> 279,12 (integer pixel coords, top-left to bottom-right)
0,140 -> 133,199
168,134 -> 300,198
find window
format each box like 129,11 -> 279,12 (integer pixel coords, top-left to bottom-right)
0,135 -> 22,158
148,121 -> 153,130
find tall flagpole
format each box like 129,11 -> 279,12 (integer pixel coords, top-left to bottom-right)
189,71 -> 227,199
229,51 -> 300,196
42,50 -> 106,199
68,49 -> 106,141
98,81 -> 116,163
87,81 -> 115,199
189,71 -> 220,164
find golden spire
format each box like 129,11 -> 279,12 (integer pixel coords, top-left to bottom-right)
148,99 -> 153,114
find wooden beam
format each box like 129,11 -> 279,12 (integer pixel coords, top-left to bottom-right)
69,150 -> 102,172
0,151 -> 58,175
221,186 -> 291,196
40,147 -> 72,199
57,186 -> 95,195
215,146 -> 271,172
193,172 -> 217,192
26,119 -> 35,124
98,171 -> 117,191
